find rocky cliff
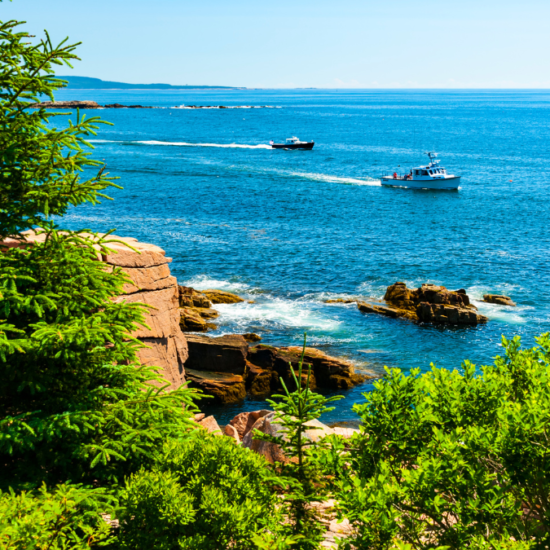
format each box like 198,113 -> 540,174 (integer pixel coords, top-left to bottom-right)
1,232 -> 187,389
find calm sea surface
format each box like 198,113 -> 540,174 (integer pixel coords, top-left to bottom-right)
56,88 -> 550,424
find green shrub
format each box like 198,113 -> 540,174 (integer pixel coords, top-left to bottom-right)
117,434 -> 283,550
0,483 -> 115,550
338,334 -> 550,550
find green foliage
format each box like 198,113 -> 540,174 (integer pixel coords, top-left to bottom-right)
338,334 -> 550,550
255,335 -> 343,550
116,434 -> 284,550
0,483 -> 115,550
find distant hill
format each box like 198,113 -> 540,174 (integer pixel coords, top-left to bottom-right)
57,76 -> 239,90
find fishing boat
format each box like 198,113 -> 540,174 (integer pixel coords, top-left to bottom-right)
381,152 -> 461,190
270,137 -> 314,150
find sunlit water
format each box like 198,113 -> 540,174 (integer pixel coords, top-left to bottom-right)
56,88 -> 550,423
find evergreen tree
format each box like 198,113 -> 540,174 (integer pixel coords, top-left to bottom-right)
0,11 -> 197,492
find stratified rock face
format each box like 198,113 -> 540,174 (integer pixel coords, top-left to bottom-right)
360,282 -> 488,326
201,289 -> 245,304
186,368 -> 246,405
183,336 -> 369,404
1,232 -> 188,389
185,334 -> 249,374
483,294 -> 516,307
104,236 -> 188,389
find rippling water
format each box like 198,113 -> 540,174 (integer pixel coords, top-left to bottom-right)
57,88 -> 550,423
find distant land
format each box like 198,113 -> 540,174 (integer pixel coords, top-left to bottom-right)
57,76 -> 241,90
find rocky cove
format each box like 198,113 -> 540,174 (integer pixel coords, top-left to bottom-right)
7,231 -> 518,422
64,234 -> 516,419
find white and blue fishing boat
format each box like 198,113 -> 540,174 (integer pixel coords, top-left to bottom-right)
381,152 -> 461,190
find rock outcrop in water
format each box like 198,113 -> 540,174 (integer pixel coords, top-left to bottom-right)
358,282 -> 488,326
483,294 -> 516,307
177,286 -> 245,332
30,100 -> 154,109
183,335 -> 370,404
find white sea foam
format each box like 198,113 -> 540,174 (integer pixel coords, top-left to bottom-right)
215,299 -> 343,332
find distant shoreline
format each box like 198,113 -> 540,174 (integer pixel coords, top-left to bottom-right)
58,76 -> 243,90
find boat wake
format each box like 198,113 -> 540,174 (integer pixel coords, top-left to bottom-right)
289,170 -> 381,187
89,139 -> 273,149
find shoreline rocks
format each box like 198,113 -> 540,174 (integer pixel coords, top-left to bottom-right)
184,335 -> 371,404
177,286 -> 245,333
483,294 -> 516,307
359,282 -> 488,326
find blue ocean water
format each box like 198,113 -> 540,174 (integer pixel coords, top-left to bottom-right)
56,88 -> 550,424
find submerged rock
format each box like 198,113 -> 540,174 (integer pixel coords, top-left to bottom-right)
483,294 -> 516,307
359,282 -> 488,326
325,298 -> 356,304
202,289 -> 245,304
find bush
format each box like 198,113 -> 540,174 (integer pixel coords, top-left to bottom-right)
116,434 -> 283,550
0,484 -> 115,550
338,334 -> 550,550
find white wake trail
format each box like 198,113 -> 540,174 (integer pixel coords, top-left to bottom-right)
89,139 -> 272,149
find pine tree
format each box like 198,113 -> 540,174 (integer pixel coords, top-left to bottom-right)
0,11 -> 197,492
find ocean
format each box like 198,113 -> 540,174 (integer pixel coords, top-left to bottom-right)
55,88 -> 550,424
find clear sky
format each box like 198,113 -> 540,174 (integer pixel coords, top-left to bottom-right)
2,0 -> 549,88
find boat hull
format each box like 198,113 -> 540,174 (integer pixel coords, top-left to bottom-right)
381,176 -> 461,190
271,142 -> 314,150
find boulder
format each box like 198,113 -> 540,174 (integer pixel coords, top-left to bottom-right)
325,298 -> 356,304
483,294 -> 516,307
332,427 -> 360,439
223,423 -> 241,442
242,412 -> 335,463
242,332 -> 262,342
242,412 -> 287,463
201,289 -> 245,304
194,307 -> 219,319
417,302 -> 487,325
193,413 -> 205,422
179,307 -> 209,332
186,369 -> 246,404
229,409 -> 271,440
198,415 -> 222,435
185,334 -> 248,374
178,286 -> 212,309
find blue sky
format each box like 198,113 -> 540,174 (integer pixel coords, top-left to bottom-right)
3,0 -> 549,88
